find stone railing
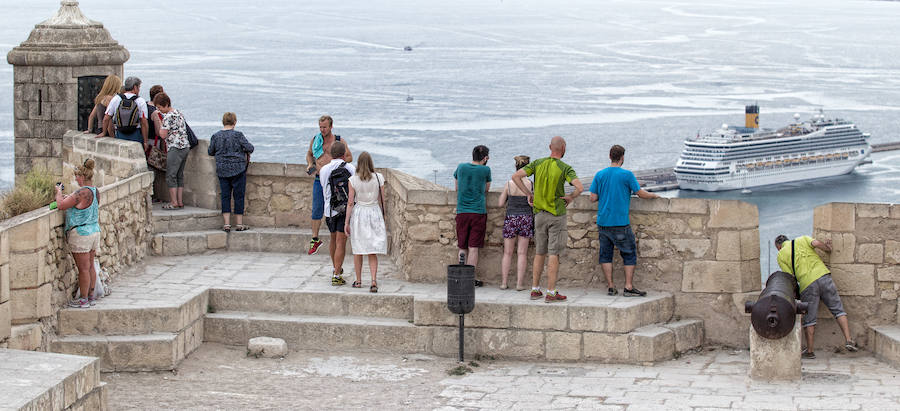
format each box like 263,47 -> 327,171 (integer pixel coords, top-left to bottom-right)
63,130 -> 149,187
383,169 -> 762,347
810,202 -> 900,348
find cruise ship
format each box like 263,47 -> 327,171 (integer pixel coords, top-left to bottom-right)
674,105 -> 871,191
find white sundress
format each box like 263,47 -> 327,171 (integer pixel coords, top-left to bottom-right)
348,173 -> 387,255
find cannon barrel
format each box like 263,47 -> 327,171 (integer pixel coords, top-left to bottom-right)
744,271 -> 809,339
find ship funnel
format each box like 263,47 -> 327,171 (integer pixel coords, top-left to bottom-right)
745,104 -> 759,129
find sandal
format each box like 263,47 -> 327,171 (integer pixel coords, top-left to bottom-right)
235,225 -> 250,231
222,224 -> 231,232
351,281 -> 362,288
370,283 -> 378,293
162,203 -> 178,210
500,284 -> 508,290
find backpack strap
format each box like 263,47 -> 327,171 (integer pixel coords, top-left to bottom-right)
791,240 -> 795,275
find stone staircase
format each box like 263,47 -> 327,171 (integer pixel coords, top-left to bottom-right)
0,349 -> 107,410
151,205 -> 315,255
870,325 -> 900,368
50,291 -> 207,372
204,288 -> 703,363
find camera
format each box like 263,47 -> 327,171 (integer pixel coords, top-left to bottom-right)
306,165 -> 317,175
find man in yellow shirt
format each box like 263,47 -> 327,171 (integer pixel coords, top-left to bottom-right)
775,234 -> 858,359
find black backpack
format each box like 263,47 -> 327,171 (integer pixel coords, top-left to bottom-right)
328,162 -> 351,215
114,94 -> 141,134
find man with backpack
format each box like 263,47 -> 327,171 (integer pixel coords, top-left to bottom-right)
319,141 -> 355,286
104,76 -> 149,150
305,115 -> 352,256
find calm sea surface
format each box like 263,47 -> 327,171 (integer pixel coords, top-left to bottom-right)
2,0 -> 900,278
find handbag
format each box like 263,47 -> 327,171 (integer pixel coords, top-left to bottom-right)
146,133 -> 167,171
186,122 -> 199,149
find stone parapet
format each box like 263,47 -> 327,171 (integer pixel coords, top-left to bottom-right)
811,202 -> 900,349
63,130 -> 148,187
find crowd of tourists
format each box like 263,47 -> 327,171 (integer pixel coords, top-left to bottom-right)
66,77 -> 861,358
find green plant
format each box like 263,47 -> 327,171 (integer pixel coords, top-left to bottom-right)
0,167 -> 56,219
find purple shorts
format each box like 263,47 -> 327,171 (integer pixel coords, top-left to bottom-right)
502,214 -> 534,238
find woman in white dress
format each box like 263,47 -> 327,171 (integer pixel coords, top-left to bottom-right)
343,152 -> 387,292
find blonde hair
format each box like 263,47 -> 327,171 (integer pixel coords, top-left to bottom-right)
75,158 -> 95,181
94,75 -> 122,105
222,112 -> 236,126
356,151 -> 375,181
319,115 -> 333,126
514,155 -> 530,170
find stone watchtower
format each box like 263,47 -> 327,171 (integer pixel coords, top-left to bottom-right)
7,1 -> 128,184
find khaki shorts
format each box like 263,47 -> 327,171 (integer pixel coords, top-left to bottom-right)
68,229 -> 100,254
534,211 -> 567,256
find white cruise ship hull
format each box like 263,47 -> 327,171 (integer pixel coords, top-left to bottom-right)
677,157 -> 865,191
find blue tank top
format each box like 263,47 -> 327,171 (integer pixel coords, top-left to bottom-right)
65,187 -> 101,236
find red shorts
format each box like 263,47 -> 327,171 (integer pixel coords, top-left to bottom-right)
456,213 -> 487,249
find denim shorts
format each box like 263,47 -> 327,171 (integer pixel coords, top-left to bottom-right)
800,274 -> 846,327
597,225 -> 637,266
311,177 -> 324,220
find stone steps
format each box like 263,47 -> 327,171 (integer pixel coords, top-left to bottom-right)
50,291 -> 207,372
870,325 -> 900,368
151,228 -> 315,256
0,349 -> 106,410
8,323 -> 43,351
152,205 -> 223,233
208,288 -> 413,320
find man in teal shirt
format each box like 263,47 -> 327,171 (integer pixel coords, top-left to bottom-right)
454,145 -> 491,287
590,145 -> 659,297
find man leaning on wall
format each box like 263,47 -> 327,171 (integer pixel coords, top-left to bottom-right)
305,115 -> 351,256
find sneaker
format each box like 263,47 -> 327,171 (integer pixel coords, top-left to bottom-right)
308,238 -> 324,255
331,276 -> 346,286
607,287 -> 618,296
623,287 -> 647,297
545,292 -> 567,303
801,349 -> 816,359
87,296 -> 97,306
67,298 -> 90,308
473,279 -> 484,287
530,290 -> 543,300
845,341 -> 859,352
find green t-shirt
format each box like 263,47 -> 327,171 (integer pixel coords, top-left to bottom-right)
453,162 -> 492,214
776,235 -> 830,292
523,157 -> 577,216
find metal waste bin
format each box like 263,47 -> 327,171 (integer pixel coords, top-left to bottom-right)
447,264 -> 475,315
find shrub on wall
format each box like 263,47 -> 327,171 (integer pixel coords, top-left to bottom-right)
0,167 -> 55,219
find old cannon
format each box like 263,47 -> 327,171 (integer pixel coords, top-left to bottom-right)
744,271 -> 809,339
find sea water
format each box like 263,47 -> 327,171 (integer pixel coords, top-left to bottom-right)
2,0 -> 899,279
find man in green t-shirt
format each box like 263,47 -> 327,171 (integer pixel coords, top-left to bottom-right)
512,136 -> 583,303
775,234 -> 858,359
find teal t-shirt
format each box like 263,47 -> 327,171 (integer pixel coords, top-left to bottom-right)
589,167 -> 641,226
454,162 -> 491,214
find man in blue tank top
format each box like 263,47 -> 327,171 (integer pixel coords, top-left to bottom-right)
589,145 -> 659,297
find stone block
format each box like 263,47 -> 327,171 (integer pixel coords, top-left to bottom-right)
8,323 -> 42,351
58,308 -> 101,336
741,229 -> 760,261
10,283 -> 52,322
288,292 -> 344,316
248,162 -> 285,176
708,200 -> 758,228
207,232 -> 227,249
638,239 -> 662,258
605,303 -> 643,333
151,235 -> 163,255
476,328 -> 545,359
274,212 -> 305,227
0,301 -> 10,341
682,261 -> 743,293
814,203 -> 856,232
742,260 -> 762,292
857,243 -> 883,264
7,216 -> 50,252
885,240 -> 900,265
829,264 -> 875,296
162,235 -> 188,256
716,231 -> 741,261
663,319 -> 704,352
828,233 -> 855,264
430,326 -> 477,357
670,238 -> 711,259
1,265 -> 9,303
1,230 -> 8,265
408,224 -> 440,242
343,294 -> 414,320
631,197 -> 669,212
248,336 -> 288,358
187,233 -> 208,254
105,334 -> 178,371
413,299 -> 509,328
10,250 -> 47,289
227,231 -> 260,252
509,304 -> 567,331
749,321 -> 800,380
568,305 -> 607,332
877,266 -> 900,283
583,332 -> 630,362
667,198 -> 708,214
408,189 -> 449,205
545,332 -> 582,360
857,203 -> 890,218
630,325 -> 675,362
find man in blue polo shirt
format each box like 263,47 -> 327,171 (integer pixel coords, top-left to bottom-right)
589,145 -> 659,297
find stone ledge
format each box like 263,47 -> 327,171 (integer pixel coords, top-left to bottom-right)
208,288 -> 414,320
870,325 -> 900,369
0,349 -> 100,411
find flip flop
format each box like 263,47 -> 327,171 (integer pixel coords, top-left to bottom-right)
370,284 -> 378,293
162,203 -> 178,210
235,225 -> 250,231
351,281 -> 362,288
222,224 -> 231,232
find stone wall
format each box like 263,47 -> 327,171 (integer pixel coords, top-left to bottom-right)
810,202 -> 900,349
383,169 -> 762,347
63,130 -> 149,187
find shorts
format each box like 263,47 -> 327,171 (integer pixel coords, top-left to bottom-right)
326,213 -> 346,233
502,214 -> 534,239
456,213 -> 487,249
68,229 -> 101,253
597,225 -> 637,266
800,274 -> 847,328
534,211 -> 567,256
311,177 -> 324,220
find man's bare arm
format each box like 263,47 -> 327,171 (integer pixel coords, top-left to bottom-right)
562,178 -> 583,206
306,138 -> 316,172
636,189 -> 660,199
812,239 -> 833,252
511,169 -> 531,196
